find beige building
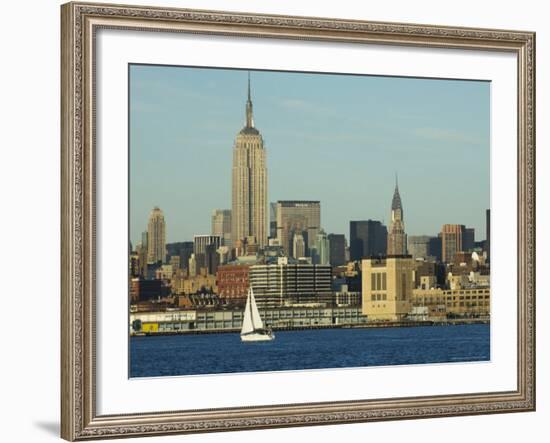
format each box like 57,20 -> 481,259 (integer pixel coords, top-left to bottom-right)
147,206 -> 166,264
211,209 -> 232,247
361,256 -> 414,321
188,254 -> 197,277
231,75 -> 268,248
418,275 -> 437,290
411,287 -> 490,318
173,274 -> 217,295
410,288 -> 447,318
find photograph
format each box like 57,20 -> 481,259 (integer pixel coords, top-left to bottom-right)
57,2 -> 536,440
128,65 -> 491,378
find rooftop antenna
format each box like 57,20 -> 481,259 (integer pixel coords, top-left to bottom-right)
245,71 -> 254,128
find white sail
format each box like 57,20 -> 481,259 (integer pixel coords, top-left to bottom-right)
241,287 -> 274,341
241,289 -> 255,335
249,288 -> 264,330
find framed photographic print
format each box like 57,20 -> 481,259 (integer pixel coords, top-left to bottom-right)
61,1 -> 536,440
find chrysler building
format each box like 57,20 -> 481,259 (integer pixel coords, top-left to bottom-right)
387,176 -> 408,255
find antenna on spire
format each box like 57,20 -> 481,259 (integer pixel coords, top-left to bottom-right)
245,71 -> 254,128
247,71 -> 251,102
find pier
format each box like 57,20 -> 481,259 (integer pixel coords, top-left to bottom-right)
130,307 -> 489,336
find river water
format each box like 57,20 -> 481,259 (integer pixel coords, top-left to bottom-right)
130,324 -> 490,378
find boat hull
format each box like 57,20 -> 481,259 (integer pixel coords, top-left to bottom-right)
240,332 -> 275,342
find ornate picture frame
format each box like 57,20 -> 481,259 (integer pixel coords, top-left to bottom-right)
61,1 -> 535,440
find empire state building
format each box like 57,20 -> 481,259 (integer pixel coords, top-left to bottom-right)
231,74 -> 268,247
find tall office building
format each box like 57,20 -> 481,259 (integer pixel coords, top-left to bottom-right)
441,224 -> 465,263
463,228 -> 475,252
349,220 -> 387,261
193,235 -> 221,273
314,230 -> 330,265
387,179 -> 407,255
276,200 -> 321,257
211,209 -> 232,247
193,235 -> 221,255
146,206 -> 166,264
429,236 -> 443,262
328,233 -> 346,266
231,74 -> 268,248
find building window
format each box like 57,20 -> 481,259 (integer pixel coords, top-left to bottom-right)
382,273 -> 387,290
371,273 -> 376,291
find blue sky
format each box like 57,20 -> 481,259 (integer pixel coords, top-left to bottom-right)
130,64 -> 490,246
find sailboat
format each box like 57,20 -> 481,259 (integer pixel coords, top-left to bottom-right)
240,287 -> 275,342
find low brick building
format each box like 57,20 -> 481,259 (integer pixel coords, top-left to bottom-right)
216,264 -> 250,304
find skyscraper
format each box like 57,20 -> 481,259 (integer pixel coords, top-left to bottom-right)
328,233 -> 346,266
429,236 -> 442,262
146,206 -> 166,264
231,74 -> 268,248
349,220 -> 387,261
276,200 -> 321,257
193,235 -> 221,272
463,228 -> 475,252
387,178 -> 407,255
211,209 -> 232,247
441,224 -> 465,263
193,235 -> 221,255
314,229 -> 330,265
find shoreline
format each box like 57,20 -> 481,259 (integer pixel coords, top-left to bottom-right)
131,318 -> 490,337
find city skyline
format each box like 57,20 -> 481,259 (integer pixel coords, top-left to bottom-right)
130,65 -> 490,245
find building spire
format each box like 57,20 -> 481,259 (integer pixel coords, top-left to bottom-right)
247,71 -> 251,102
391,173 -> 402,211
245,71 -> 254,128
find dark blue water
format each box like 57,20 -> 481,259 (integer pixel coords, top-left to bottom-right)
130,324 -> 490,377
